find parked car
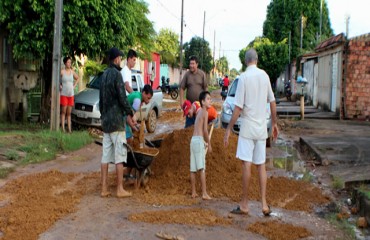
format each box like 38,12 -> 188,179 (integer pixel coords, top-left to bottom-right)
71,70 -> 163,133
220,77 -> 273,147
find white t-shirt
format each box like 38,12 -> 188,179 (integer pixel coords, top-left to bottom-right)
234,65 -> 275,140
120,65 -> 132,94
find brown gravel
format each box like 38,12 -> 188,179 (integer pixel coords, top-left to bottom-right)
248,220 -> 312,240
129,208 -> 232,226
142,127 -> 330,212
0,170 -> 99,240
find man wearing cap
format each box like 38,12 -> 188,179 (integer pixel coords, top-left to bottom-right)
180,55 -> 208,128
99,47 -> 136,198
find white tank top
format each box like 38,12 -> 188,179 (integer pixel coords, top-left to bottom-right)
61,71 -> 74,97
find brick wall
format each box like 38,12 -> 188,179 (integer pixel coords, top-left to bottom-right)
345,34 -> 370,119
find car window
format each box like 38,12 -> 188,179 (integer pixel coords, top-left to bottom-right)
88,72 -> 103,89
228,78 -> 238,97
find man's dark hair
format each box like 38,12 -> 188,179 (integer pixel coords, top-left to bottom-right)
63,56 -> 71,64
143,84 -> 153,96
199,91 -> 210,107
189,55 -> 198,64
127,49 -> 137,60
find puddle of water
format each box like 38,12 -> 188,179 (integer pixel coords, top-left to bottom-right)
266,138 -> 306,180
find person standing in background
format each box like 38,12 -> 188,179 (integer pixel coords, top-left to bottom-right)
121,49 -> 137,94
150,66 -> 155,88
60,56 -> 79,133
179,55 -> 208,128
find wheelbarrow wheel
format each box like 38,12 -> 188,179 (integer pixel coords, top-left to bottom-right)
170,89 -> 178,99
140,169 -> 150,187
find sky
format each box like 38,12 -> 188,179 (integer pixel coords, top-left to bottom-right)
145,0 -> 369,70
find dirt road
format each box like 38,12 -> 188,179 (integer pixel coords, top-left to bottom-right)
0,94 -> 350,240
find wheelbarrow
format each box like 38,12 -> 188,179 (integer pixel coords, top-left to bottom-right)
95,140 -> 159,188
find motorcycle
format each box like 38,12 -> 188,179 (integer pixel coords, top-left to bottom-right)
284,81 -> 292,101
157,76 -> 179,100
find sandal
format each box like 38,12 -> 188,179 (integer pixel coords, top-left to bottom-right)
230,206 -> 249,215
262,206 -> 272,216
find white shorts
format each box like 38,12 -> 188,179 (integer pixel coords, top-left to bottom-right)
101,131 -> 127,164
190,136 -> 206,172
236,136 -> 266,165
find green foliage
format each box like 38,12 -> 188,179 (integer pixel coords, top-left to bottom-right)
239,37 -> 289,83
326,213 -> 356,239
84,60 -> 107,78
154,28 -> 180,66
229,68 -> 239,79
332,176 -> 344,189
262,0 -> 333,60
183,37 -> 213,73
0,0 -> 155,60
215,56 -> 229,75
0,167 -> 15,179
5,150 -> 19,161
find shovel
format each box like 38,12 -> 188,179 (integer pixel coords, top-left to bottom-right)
205,122 -> 215,153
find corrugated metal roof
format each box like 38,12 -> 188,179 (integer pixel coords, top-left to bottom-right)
315,33 -> 346,52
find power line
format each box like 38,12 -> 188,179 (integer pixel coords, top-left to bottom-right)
154,0 -> 181,21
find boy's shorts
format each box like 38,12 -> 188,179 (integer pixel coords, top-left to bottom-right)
236,136 -> 266,165
190,136 -> 206,172
101,131 -> 127,164
60,95 -> 74,106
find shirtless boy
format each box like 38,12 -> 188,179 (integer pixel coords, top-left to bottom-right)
190,91 -> 212,200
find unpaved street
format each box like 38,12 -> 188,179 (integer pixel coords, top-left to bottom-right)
0,94 -> 353,240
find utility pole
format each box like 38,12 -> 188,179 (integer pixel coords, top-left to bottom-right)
50,0 -> 63,131
213,30 -> 216,78
345,14 -> 350,38
219,41 -> 221,59
300,15 -> 303,51
319,0 -> 323,41
201,11 -> 206,70
179,0 -> 184,84
288,31 -> 291,63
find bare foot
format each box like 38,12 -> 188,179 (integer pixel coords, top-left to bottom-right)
202,193 -> 212,200
101,190 -> 111,197
117,190 -> 132,198
191,193 -> 199,198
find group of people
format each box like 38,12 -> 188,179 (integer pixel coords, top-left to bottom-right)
96,46 -> 278,217
179,51 -> 278,216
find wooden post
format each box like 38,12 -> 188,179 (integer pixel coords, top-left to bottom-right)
300,95 -> 305,120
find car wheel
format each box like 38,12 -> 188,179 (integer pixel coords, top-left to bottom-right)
145,109 -> 157,133
170,89 -> 178,99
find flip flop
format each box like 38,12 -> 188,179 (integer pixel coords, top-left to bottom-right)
262,206 -> 272,216
230,206 -> 249,215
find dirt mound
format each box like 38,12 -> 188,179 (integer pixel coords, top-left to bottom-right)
129,208 -> 232,226
0,170 -> 99,240
144,127 -> 329,211
248,220 -> 312,240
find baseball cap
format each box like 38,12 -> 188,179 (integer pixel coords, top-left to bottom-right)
182,100 -> 192,116
108,47 -> 124,60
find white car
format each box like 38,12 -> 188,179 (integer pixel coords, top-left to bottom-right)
221,77 -> 273,146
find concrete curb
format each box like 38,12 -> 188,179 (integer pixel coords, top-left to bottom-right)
299,137 -> 325,164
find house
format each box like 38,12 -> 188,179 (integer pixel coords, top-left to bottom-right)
295,32 -> 370,120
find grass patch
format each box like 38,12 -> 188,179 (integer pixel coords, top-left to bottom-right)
19,130 -> 93,164
208,85 -> 220,92
0,167 -> 15,179
332,175 -> 344,189
5,150 -> 20,161
301,171 -> 314,182
358,185 -> 370,200
326,213 -> 356,239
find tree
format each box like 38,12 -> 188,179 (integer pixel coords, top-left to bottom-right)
239,37 -> 288,84
263,0 -> 333,59
229,68 -> 239,79
215,56 -> 229,75
154,28 -> 179,66
183,37 -> 213,73
0,0 -> 155,120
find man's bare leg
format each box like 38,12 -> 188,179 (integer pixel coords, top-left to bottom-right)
116,163 -> 132,198
200,169 -> 211,200
239,161 -> 252,212
190,172 -> 198,198
101,163 -> 111,197
257,163 -> 269,211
